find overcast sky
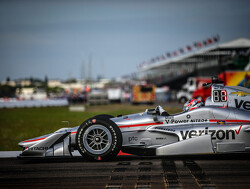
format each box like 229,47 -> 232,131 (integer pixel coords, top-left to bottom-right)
0,0 -> 250,81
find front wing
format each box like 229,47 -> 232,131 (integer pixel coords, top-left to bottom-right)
18,128 -> 77,157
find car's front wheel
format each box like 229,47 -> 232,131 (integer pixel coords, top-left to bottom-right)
76,117 -> 122,161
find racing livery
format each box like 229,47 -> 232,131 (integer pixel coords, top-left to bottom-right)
18,78 -> 250,160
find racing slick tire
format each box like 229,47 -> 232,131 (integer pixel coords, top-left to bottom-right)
93,114 -> 114,119
76,117 -> 122,161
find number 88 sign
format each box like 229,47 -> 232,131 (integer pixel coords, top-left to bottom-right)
213,90 -> 227,102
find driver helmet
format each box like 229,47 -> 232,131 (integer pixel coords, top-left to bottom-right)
183,99 -> 204,112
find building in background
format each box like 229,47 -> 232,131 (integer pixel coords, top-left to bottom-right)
137,38 -> 250,89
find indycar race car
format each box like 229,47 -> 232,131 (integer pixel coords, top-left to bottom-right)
18,78 -> 250,161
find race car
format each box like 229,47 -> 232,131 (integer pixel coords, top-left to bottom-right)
18,78 -> 250,161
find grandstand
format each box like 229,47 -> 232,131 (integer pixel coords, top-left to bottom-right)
137,38 -> 250,89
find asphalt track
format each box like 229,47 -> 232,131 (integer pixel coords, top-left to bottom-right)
1,153 -> 250,189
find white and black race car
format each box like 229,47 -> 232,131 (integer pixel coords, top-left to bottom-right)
18,78 -> 250,161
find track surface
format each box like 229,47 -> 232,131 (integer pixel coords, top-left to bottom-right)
1,154 -> 250,189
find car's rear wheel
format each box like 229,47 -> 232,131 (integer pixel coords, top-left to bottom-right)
76,117 -> 122,161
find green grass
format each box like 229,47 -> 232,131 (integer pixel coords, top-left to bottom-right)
0,104 -> 182,151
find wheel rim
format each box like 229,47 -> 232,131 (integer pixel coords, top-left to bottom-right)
83,125 -> 112,155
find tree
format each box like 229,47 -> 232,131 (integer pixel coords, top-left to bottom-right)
0,85 -> 16,97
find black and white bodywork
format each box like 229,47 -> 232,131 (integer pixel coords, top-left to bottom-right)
18,80 -> 250,160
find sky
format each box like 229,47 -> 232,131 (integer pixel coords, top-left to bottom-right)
0,0 -> 250,81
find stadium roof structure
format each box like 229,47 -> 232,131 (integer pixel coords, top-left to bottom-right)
137,38 -> 250,88
218,38 -> 250,48
139,38 -> 250,72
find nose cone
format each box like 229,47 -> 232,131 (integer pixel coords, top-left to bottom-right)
18,134 -> 50,148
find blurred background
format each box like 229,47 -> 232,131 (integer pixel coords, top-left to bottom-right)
0,0 -> 250,107
0,0 -> 250,150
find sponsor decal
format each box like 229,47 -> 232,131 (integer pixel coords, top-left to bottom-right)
234,99 -> 250,110
180,127 -> 238,140
217,120 -> 226,124
154,127 -> 175,132
210,119 -> 250,123
128,136 -> 138,142
230,91 -> 250,97
156,137 -> 167,140
165,118 -> 208,124
186,114 -> 191,119
28,147 -> 49,151
235,125 -> 243,135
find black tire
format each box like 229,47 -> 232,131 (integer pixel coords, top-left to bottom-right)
76,117 -> 122,161
93,114 -> 114,119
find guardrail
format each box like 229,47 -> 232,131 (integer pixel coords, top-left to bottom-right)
0,99 -> 68,108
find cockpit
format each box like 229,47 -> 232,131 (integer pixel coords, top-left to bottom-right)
146,105 -> 169,116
